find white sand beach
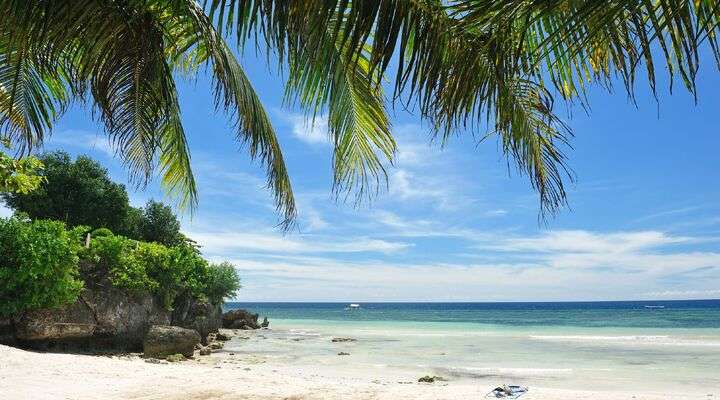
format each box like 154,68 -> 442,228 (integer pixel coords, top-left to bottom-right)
0,343 -> 710,400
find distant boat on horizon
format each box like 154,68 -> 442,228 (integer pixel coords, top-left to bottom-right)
644,305 -> 666,309
345,303 -> 361,310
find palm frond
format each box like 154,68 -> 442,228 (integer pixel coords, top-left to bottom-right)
284,28 -> 395,202
168,1 -> 296,227
0,3 -> 68,154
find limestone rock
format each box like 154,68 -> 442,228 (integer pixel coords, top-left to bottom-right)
143,325 -> 200,358
171,298 -> 222,344
165,353 -> 185,362
222,309 -> 262,330
418,375 -> 445,383
14,300 -> 96,342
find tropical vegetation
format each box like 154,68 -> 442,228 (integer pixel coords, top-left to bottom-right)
0,216 -> 241,317
0,218 -> 85,317
2,151 -> 185,246
1,1 -> 718,225
0,152 -> 240,318
0,141 -> 44,194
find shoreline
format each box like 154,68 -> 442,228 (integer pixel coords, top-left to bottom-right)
1,338 -> 712,400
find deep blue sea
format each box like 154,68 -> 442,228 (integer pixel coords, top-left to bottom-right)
226,299 -> 720,328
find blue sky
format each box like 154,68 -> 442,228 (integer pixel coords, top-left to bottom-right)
2,51 -> 719,302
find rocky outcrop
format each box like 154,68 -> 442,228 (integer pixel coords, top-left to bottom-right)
14,300 -> 96,341
172,298 -> 222,344
143,325 -> 200,358
222,309 -> 265,330
10,285 -> 171,351
1,258 -> 224,352
5,284 -> 224,352
82,286 -> 171,347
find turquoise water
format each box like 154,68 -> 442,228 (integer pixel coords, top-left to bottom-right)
224,301 -> 720,393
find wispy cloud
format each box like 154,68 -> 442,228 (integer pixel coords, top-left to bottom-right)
642,289 -> 720,299
218,247 -> 720,301
634,206 -> 703,223
47,129 -> 115,157
484,230 -> 694,254
189,230 -> 411,255
281,113 -> 329,145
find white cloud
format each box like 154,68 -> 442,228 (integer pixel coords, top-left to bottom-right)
284,113 -> 329,144
642,289 -> 720,299
192,225 -> 720,301
189,230 -> 411,255
221,250 -> 720,301
483,209 -> 508,217
485,230 -> 693,254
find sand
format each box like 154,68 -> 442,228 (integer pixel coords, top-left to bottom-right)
0,344 -> 708,400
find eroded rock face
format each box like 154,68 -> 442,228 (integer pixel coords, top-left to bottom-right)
83,286 -> 171,347
5,263 -> 221,352
14,300 -> 96,341
12,286 -> 172,351
143,325 -> 200,358
222,309 -> 262,330
172,298 -> 222,344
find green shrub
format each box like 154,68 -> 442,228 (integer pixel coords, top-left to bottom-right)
84,237 -> 212,310
204,262 -> 241,304
0,218 -> 83,317
167,244 -> 209,300
91,227 -> 114,238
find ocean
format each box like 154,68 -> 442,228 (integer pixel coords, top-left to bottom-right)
224,300 -> 720,393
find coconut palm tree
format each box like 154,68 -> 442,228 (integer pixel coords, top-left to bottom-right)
1,1 -> 718,227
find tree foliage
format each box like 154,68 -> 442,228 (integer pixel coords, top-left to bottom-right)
2,1 -> 718,222
138,200 -> 182,247
83,232 -> 238,309
204,262 -> 241,304
1,151 -> 131,233
0,140 -> 44,194
1,152 -> 183,246
0,218 -> 84,317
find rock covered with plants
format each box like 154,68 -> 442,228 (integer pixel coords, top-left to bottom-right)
0,152 -> 241,351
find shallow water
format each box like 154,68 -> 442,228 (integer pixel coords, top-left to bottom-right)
224,301 -> 720,393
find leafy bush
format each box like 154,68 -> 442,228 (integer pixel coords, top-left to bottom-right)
0,218 -> 83,317
167,244 -> 209,299
84,236 -> 212,309
0,148 -> 45,194
91,227 -> 114,238
204,262 -> 241,303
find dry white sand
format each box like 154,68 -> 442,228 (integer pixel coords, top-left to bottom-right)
1,344 -> 709,400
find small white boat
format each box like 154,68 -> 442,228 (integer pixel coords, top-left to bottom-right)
345,303 -> 361,310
